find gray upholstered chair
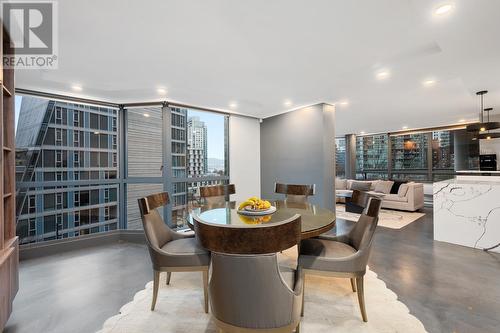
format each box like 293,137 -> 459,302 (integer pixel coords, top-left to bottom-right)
199,184 -> 235,205
345,189 -> 380,214
138,192 -> 210,312
274,182 -> 315,204
210,253 -> 303,333
298,197 -> 382,322
208,214 -> 303,332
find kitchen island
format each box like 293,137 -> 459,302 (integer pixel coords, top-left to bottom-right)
434,175 -> 500,253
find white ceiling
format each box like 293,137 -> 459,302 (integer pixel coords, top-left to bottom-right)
14,0 -> 500,135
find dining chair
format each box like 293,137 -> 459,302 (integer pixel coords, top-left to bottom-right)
298,197 -> 382,322
345,189 -> 378,214
199,184 -> 235,205
274,182 -> 315,204
208,214 -> 303,332
138,192 -> 210,312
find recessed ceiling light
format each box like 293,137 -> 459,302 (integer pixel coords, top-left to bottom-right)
423,79 -> 436,87
459,119 -> 466,123
229,102 -> 238,109
360,131 -> 366,134
480,127 -> 486,132
157,88 -> 167,95
339,100 -> 349,106
376,70 -> 390,80
93,131 -> 100,135
434,3 -> 453,16
284,100 -> 293,107
143,113 -> 150,118
402,126 -> 409,130
71,84 -> 82,92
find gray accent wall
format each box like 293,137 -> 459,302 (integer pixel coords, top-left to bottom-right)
260,103 -> 336,209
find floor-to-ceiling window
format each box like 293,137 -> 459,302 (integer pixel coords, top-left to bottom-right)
15,96 -> 119,244
346,128 -> 479,182
390,133 -> 429,181
15,95 -> 230,244
125,106 -> 164,230
356,134 -> 389,179
335,137 -> 346,178
171,108 -> 229,229
431,130 -> 456,181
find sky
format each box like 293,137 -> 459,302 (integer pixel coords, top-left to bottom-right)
188,109 -> 226,160
14,96 -> 226,160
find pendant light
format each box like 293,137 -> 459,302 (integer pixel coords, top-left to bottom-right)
466,90 -> 500,132
476,108 -> 500,139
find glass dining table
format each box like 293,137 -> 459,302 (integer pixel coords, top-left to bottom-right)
187,200 -> 335,254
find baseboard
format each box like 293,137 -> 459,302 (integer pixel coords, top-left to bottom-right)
119,230 -> 146,244
19,230 -> 146,261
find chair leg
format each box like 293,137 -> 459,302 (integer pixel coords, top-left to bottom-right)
301,276 -> 305,317
151,270 -> 160,311
350,278 -> 357,292
166,272 -> 172,285
356,276 -> 367,322
203,270 -> 209,313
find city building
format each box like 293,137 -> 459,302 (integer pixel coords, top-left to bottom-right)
335,138 -> 346,178
187,116 -> 208,174
432,131 -> 454,169
170,107 -> 189,226
15,97 -> 119,244
356,134 -> 389,179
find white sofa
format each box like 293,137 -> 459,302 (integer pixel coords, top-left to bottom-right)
335,179 -> 424,212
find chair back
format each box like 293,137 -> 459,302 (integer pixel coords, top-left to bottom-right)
274,182 -> 315,204
350,197 -> 382,252
199,184 -> 235,205
210,252 -> 302,330
138,192 -> 174,256
348,189 -> 368,209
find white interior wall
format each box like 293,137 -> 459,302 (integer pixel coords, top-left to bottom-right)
229,115 -> 261,203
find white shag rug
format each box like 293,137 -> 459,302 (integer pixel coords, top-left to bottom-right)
98,250 -> 427,333
336,204 -> 425,230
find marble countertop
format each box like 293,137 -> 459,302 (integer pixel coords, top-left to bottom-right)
456,170 -> 500,174
435,177 -> 500,185
434,175 -> 500,253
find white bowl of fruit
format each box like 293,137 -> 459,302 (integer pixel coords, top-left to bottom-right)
237,197 -> 276,216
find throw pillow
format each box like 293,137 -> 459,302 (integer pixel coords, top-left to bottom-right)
350,181 -> 371,192
390,180 -> 406,194
370,180 -> 381,191
335,178 -> 347,190
398,184 -> 410,197
374,180 -> 394,194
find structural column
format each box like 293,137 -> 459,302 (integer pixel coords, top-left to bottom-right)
345,134 -> 357,180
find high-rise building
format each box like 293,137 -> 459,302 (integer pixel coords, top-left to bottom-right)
15,97 -> 119,244
188,148 -> 205,176
335,138 -> 346,178
432,131 -> 454,169
170,107 -> 188,225
187,116 -> 208,174
356,134 -> 389,179
391,134 -> 428,170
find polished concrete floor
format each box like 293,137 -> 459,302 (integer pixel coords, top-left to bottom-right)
5,208 -> 500,333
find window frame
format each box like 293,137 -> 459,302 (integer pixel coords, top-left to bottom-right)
15,93 -> 232,244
